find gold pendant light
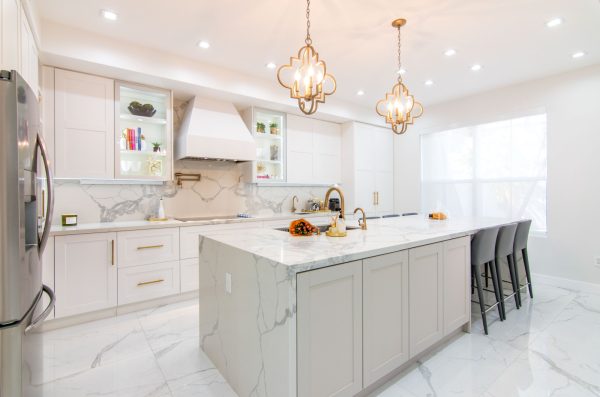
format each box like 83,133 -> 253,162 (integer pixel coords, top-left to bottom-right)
376,18 -> 423,134
277,0 -> 336,115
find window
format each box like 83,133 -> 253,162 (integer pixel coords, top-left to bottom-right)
421,114 -> 547,232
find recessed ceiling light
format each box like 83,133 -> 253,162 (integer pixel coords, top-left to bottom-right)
471,64 -> 482,71
546,18 -> 563,28
397,68 -> 406,75
572,51 -> 586,59
198,41 -> 210,49
444,48 -> 457,57
424,80 -> 434,86
266,62 -> 276,69
356,90 -> 365,96
100,9 -> 118,21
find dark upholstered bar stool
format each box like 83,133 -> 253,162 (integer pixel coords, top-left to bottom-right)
514,219 -> 533,303
495,223 -> 520,314
471,226 -> 502,334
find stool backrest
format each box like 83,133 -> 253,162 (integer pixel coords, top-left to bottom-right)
496,223 -> 518,258
514,219 -> 532,251
471,226 -> 500,266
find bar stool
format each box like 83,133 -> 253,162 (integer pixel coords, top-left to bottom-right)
514,219 -> 533,303
495,223 -> 520,315
471,226 -> 503,335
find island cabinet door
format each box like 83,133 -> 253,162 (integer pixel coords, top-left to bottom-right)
363,250 -> 409,387
443,237 -> 471,335
408,242 -> 444,357
297,261 -> 363,397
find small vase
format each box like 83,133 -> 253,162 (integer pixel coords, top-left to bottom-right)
270,127 -> 278,135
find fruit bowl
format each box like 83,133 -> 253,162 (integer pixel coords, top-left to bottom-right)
128,101 -> 156,117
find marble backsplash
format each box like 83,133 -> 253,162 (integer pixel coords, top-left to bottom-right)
52,160 -> 329,224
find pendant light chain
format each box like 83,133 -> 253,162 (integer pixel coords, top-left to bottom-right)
305,0 -> 312,45
397,25 -> 402,82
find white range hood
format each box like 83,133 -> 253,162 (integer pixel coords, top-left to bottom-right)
174,96 -> 256,162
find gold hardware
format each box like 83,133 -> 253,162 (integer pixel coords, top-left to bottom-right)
111,240 -> 115,266
291,195 -> 299,213
354,207 -> 367,230
276,0 -> 336,115
136,244 -> 164,250
376,192 -> 380,205
137,279 -> 164,287
375,18 -> 423,135
175,172 -> 201,188
373,192 -> 377,206
324,185 -> 345,219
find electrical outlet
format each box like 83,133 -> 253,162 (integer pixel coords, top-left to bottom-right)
225,272 -> 232,294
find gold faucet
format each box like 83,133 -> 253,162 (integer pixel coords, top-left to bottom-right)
324,185 -> 345,219
291,195 -> 299,213
354,208 -> 367,230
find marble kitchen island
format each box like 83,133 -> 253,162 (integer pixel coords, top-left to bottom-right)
198,216 -> 515,397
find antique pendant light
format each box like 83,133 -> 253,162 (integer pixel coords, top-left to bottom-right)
277,0 -> 336,115
376,19 -> 423,134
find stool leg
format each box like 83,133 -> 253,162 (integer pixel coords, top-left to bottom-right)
488,260 -> 503,320
493,259 -> 506,320
523,248 -> 533,298
485,263 -> 489,288
509,253 -> 522,308
506,254 -> 520,309
473,265 -> 488,335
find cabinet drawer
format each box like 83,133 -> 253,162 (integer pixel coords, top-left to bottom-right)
117,228 -> 179,267
118,261 -> 180,305
179,223 -> 260,259
180,258 -> 199,292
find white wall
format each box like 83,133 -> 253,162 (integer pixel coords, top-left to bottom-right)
394,64 -> 600,286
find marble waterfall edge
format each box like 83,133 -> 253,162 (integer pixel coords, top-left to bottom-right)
199,235 -> 296,397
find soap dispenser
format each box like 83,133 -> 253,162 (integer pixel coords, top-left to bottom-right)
158,198 -> 166,219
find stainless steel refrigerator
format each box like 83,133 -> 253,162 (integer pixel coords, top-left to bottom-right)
0,70 -> 55,396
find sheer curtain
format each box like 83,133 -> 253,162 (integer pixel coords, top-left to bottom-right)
421,114 -> 547,232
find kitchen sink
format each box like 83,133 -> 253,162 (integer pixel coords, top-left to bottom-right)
274,224 -> 360,233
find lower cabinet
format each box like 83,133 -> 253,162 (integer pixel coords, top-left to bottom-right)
297,261 -> 363,397
180,258 -> 199,293
117,261 -> 180,305
408,243 -> 444,357
54,232 -> 117,318
443,237 -> 471,335
363,251 -> 409,387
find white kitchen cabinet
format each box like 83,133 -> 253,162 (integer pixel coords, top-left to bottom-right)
117,227 -> 179,267
363,250 -> 409,387
54,69 -> 115,179
117,261 -> 180,305
287,114 -> 342,185
54,232 -> 117,318
409,242 -> 444,357
342,122 -> 394,216
1,0 -> 20,72
18,4 -> 37,94
297,261 -> 363,397
443,236 -> 471,335
41,236 -> 54,320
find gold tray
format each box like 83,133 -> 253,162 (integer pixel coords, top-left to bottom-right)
325,230 -> 347,237
148,217 -> 169,222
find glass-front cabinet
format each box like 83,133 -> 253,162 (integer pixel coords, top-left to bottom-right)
241,107 -> 286,183
115,81 -> 172,180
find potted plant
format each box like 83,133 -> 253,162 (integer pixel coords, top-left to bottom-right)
269,122 -> 279,135
152,142 -> 162,153
256,122 -> 266,133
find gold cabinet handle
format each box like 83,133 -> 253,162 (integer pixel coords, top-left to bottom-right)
376,192 -> 380,205
111,240 -> 115,266
373,192 -> 376,205
137,279 -> 165,287
136,244 -> 164,250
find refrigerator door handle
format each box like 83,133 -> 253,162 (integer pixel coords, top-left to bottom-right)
25,284 -> 55,334
36,134 -> 54,257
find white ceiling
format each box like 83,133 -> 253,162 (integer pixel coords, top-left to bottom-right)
36,0 -> 600,108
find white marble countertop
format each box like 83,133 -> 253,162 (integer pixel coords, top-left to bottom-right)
201,215 -> 520,273
49,211 -> 335,236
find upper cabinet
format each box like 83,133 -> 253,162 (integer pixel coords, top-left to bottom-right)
54,69 -> 115,179
287,114 -> 342,185
342,122 -> 394,216
115,81 -> 172,180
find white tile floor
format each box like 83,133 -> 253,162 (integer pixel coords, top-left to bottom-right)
37,283 -> 600,397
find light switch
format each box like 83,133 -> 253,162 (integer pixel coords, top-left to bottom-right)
225,272 -> 232,294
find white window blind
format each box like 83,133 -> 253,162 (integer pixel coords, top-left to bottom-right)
421,114 -> 547,232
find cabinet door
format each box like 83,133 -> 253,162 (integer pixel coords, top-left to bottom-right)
409,242 -> 443,357
54,233 -> 117,318
18,5 -> 30,83
117,261 -> 180,305
443,237 -> 471,335
313,120 -> 342,185
54,69 -> 114,178
355,169 -> 376,214
363,251 -> 409,387
375,170 -> 394,215
297,261 -> 362,397
287,114 -> 314,183
1,0 -> 20,71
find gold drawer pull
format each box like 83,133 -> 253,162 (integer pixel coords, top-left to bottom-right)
136,244 -> 164,250
137,279 -> 165,287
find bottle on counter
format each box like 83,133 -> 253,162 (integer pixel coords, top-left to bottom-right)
158,198 -> 166,219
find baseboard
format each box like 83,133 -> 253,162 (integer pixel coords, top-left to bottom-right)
533,273 -> 600,294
